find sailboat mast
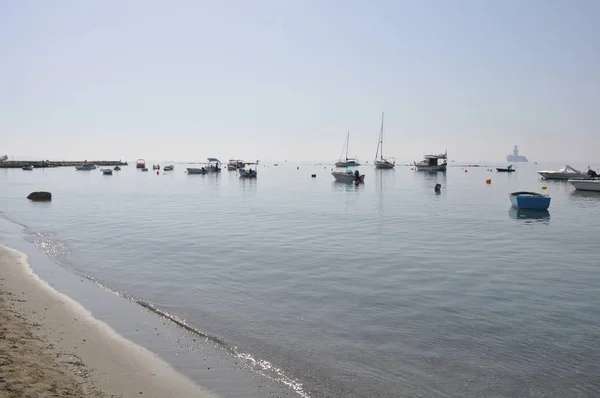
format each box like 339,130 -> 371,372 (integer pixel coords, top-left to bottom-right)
345,130 -> 349,161
380,112 -> 384,160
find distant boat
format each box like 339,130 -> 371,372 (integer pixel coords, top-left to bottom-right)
152,164 -> 160,170
335,131 -> 361,167
332,169 -> 365,184
506,146 -> 528,162
510,191 -> 551,210
75,164 -> 96,171
163,164 -> 174,171
136,159 -> 146,169
538,165 -> 587,180
414,151 -> 447,172
22,165 -> 33,171
374,113 -> 395,169
569,179 -> 600,192
187,158 -> 221,174
101,168 -> 113,175
497,165 -> 516,172
238,168 -> 257,178
141,167 -> 148,172
114,166 -> 121,171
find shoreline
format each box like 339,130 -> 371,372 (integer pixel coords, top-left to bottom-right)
0,244 -> 215,398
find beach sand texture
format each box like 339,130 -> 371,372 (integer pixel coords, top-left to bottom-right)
0,244 -> 214,398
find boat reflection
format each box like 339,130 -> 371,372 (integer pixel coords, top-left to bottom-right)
570,190 -> 600,200
508,208 -> 550,222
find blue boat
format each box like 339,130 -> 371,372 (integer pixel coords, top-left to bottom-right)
509,191 -> 551,210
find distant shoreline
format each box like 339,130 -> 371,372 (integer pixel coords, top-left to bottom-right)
0,160 -> 128,168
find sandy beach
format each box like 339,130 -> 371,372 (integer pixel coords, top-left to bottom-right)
0,244 -> 214,398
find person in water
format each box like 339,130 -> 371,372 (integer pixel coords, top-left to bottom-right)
354,169 -> 360,182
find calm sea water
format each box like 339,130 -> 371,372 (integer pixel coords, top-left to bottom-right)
1,162 -> 600,397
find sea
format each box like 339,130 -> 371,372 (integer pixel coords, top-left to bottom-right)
1,161 -> 599,398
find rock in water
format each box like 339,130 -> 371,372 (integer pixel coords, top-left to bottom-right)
27,191 -> 52,201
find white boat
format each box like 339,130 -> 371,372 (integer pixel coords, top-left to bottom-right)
538,165 -> 587,180
238,168 -> 257,178
332,169 -> 365,183
569,179 -> 600,192
22,165 -> 34,171
374,112 -> 395,169
335,131 -> 361,167
101,168 -> 113,175
136,158 -> 146,169
414,151 -> 447,172
163,164 -> 174,171
187,158 -> 222,174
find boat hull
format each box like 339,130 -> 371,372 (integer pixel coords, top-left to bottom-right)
374,160 -> 395,169
75,165 -> 96,171
538,172 -> 587,180
415,164 -> 447,172
335,161 -> 361,168
569,179 -> 600,192
102,169 -> 113,175
238,169 -> 257,178
331,171 -> 365,183
509,192 -> 551,210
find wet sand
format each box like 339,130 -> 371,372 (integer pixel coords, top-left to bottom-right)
0,244 -> 215,398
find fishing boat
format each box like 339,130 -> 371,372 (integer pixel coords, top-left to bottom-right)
187,158 -> 222,174
335,131 -> 361,167
569,179 -> 600,192
22,165 -> 34,171
374,113 -> 395,169
136,159 -> 146,169
238,168 -> 257,178
414,151 -> 447,172
538,165 -> 587,180
332,169 -> 365,184
75,164 -> 96,171
152,164 -> 160,170
101,168 -> 113,175
497,165 -> 515,172
510,191 -> 551,210
114,165 -> 121,171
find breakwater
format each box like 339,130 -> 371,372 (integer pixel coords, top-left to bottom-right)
0,160 -> 128,168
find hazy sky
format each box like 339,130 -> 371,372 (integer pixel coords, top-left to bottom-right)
1,0 -> 599,162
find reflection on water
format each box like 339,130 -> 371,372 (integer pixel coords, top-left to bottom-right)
508,207 -> 551,222
570,190 -> 600,200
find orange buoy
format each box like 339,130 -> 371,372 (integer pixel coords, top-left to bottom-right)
542,186 -> 547,190
486,179 -> 491,184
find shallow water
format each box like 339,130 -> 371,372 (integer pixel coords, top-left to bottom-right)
2,162 -> 600,397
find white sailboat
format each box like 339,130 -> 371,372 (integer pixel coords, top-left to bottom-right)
374,113 -> 395,169
335,131 -> 361,167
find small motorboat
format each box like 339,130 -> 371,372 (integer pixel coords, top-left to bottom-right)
136,159 -> 146,169
497,165 -> 515,172
332,169 -> 365,184
114,166 -> 121,171
152,164 -> 160,170
101,168 -> 113,175
163,165 -> 174,171
141,168 -> 148,172
22,165 -> 34,171
538,165 -> 587,180
509,191 -> 551,210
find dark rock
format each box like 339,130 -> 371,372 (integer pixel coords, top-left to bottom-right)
27,191 -> 52,201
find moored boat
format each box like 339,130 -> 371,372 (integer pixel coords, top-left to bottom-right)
163,164 -> 174,171
335,131 -> 361,167
22,165 -> 34,171
509,191 -> 551,210
187,158 -> 221,174
136,159 -> 146,169
75,164 -> 96,171
374,112 -> 395,169
569,179 -> 600,192
538,165 -> 586,180
238,168 -> 257,178
414,151 -> 447,172
332,169 -> 365,184
114,166 -> 121,171
101,168 -> 113,175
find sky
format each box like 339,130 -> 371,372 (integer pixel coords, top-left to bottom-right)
1,0 -> 599,163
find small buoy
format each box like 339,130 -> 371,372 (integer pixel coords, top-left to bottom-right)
156,171 -> 159,175
486,179 -> 491,184
435,183 -> 441,192
542,186 -> 547,190
464,169 -> 468,173
297,166 -> 299,170
410,168 -> 414,171
311,174 -> 316,178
